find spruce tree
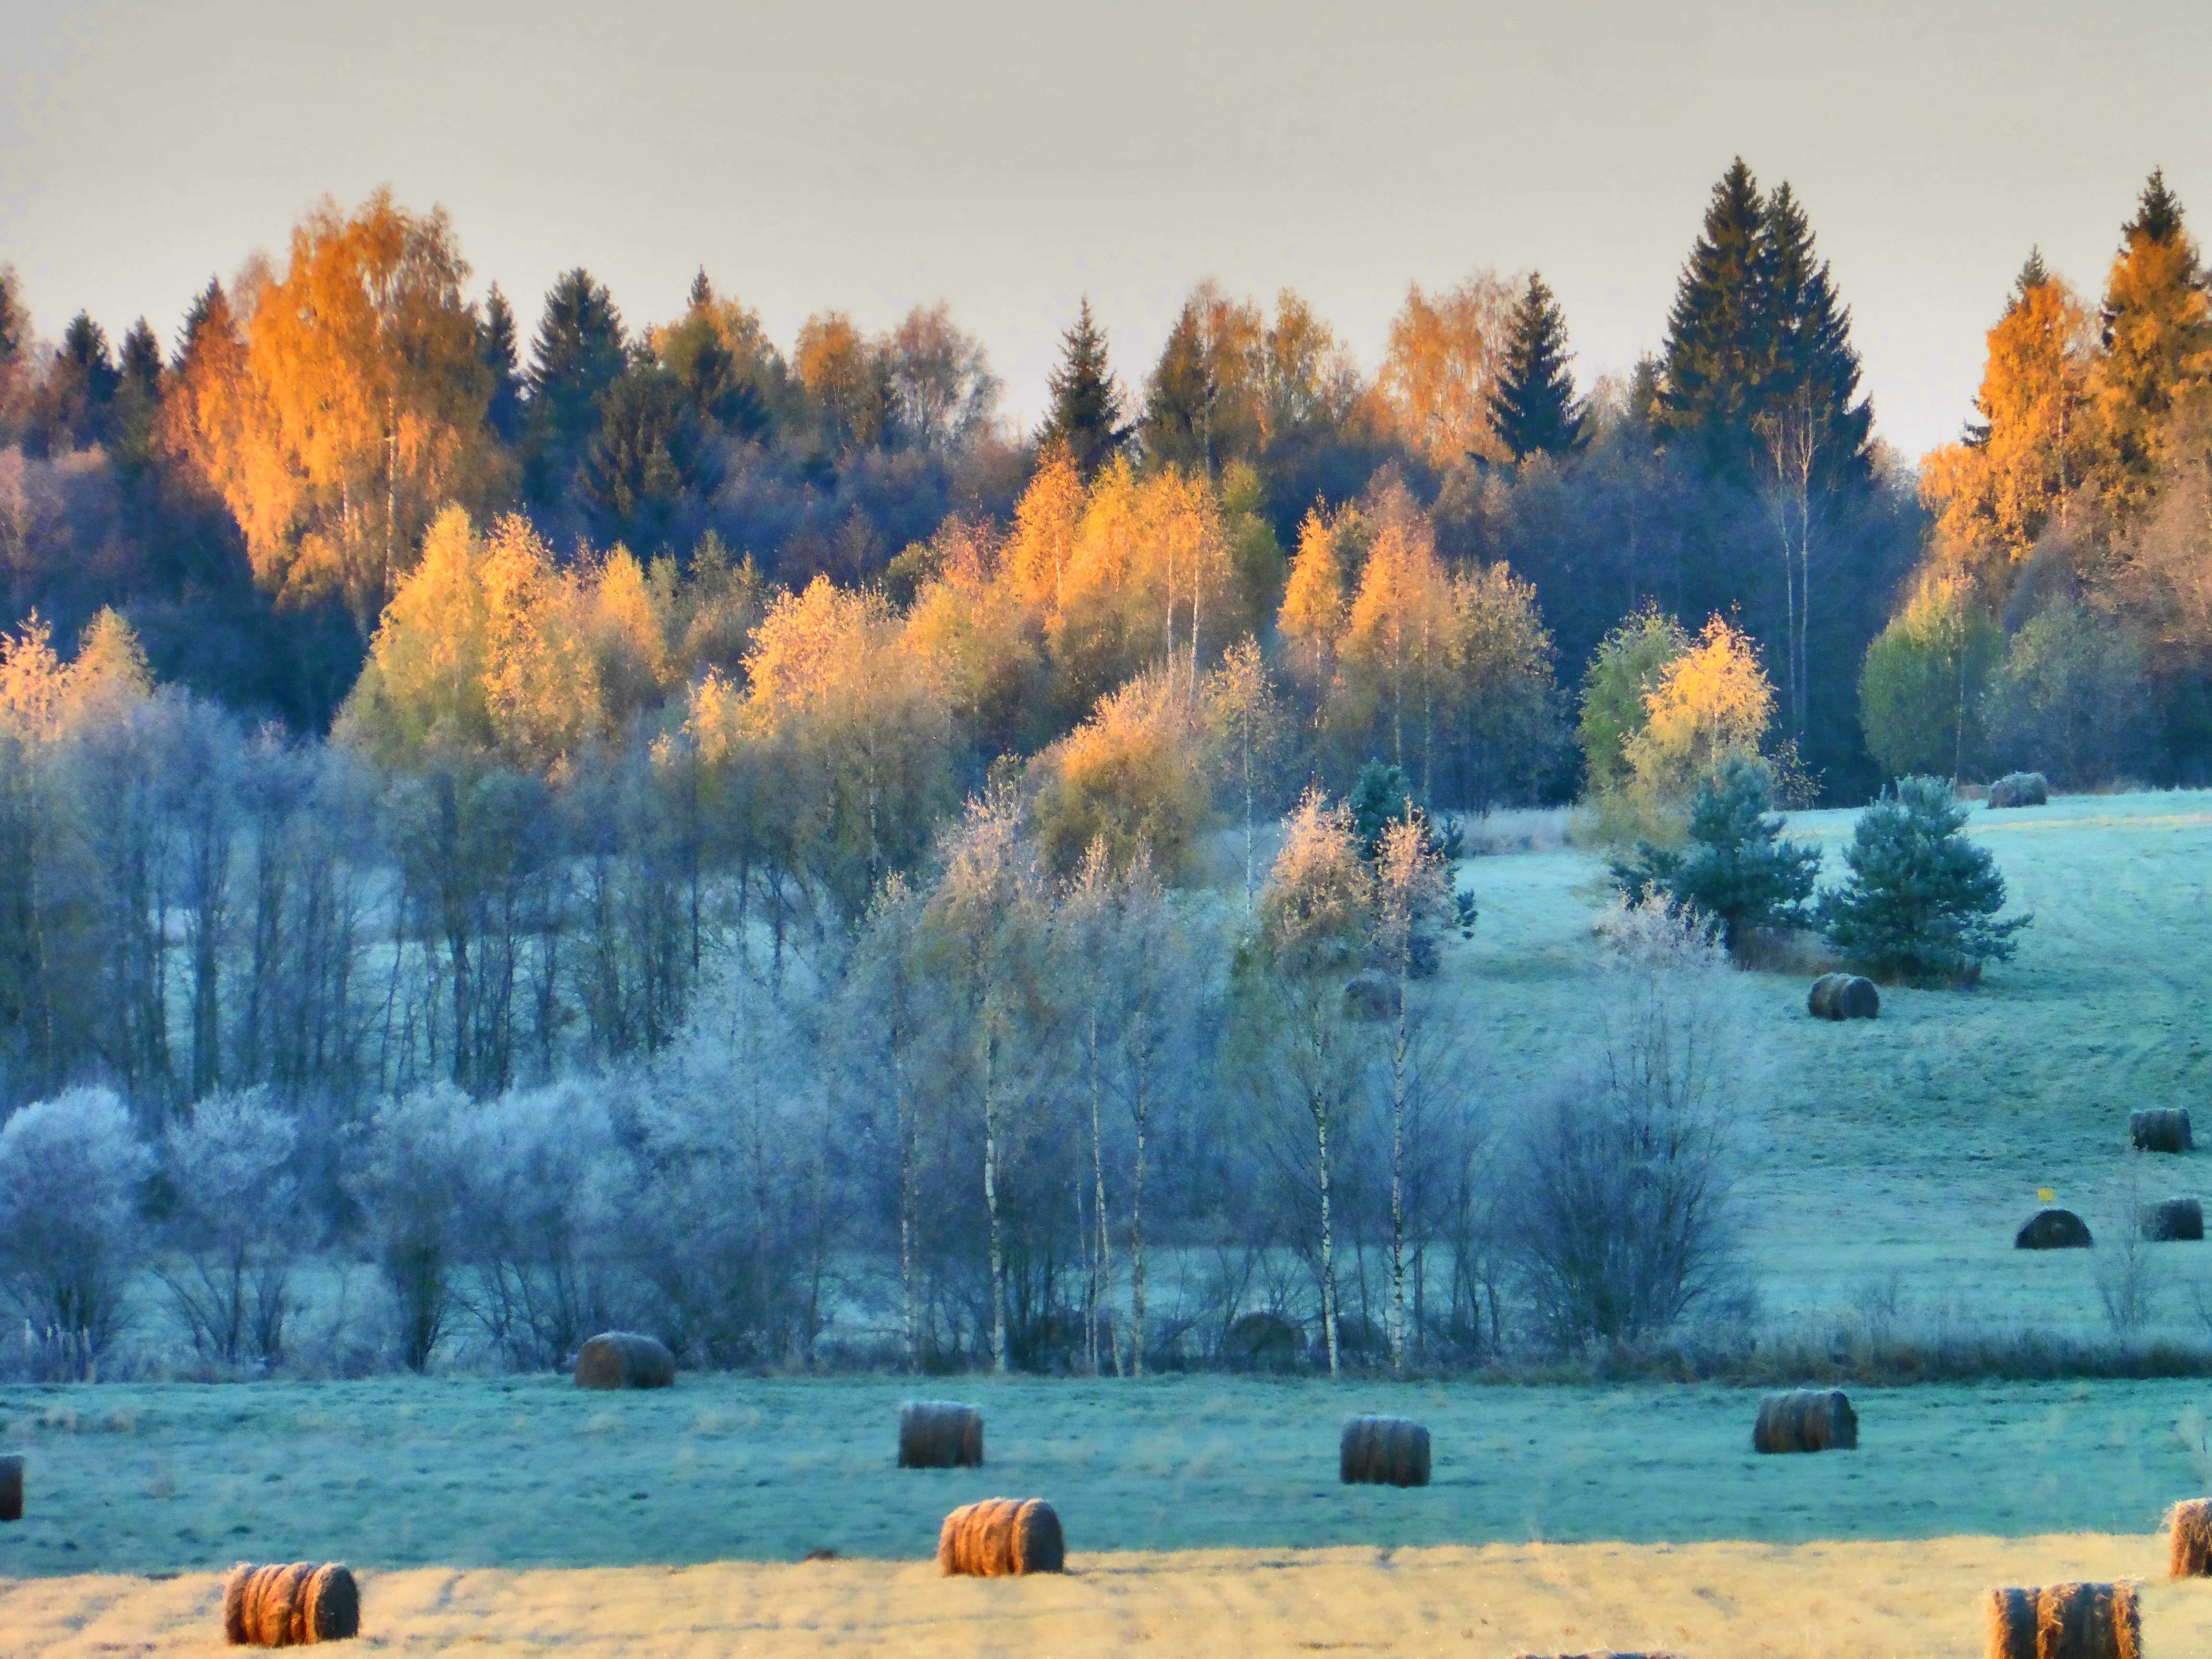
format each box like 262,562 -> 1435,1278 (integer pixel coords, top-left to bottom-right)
1141,301 -> 1213,473
1488,272 -> 1587,462
478,284 -> 524,444
523,268 -> 628,503
1659,158 -> 1774,481
1040,297 -> 1127,478
1762,182 -> 1874,492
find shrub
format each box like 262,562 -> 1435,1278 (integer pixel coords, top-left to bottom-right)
1984,603 -> 2157,788
1819,776 -> 2031,987
0,1086 -> 152,1373
351,1085 -> 471,1372
1858,581 -> 2002,780
159,1089 -> 301,1367
1611,753 -> 1820,953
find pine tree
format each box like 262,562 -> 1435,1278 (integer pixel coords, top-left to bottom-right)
1040,297 -> 1127,479
2091,168 -> 2212,514
523,268 -> 628,503
1488,273 -> 1587,462
1819,776 -> 2030,986
1611,753 -> 1819,953
1659,158 -> 1775,481
478,283 -> 524,444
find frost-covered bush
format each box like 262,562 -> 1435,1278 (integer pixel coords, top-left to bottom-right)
1590,889 -> 1728,976
160,1088 -> 300,1367
0,1086 -> 152,1373
451,1079 -> 634,1370
351,1085 -> 471,1372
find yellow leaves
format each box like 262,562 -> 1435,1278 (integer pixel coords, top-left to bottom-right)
1278,504 -> 1355,688
0,609 -> 151,743
1371,272 -> 1518,469
1623,613 -> 1774,805
1258,788 -> 1370,974
1033,666 -> 1210,879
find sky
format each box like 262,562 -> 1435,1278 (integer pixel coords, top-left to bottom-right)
3,0 -> 2208,462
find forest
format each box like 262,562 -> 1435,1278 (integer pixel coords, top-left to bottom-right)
0,159 -> 2208,1380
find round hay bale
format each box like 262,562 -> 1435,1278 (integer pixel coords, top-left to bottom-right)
2015,1208 -> 2093,1250
222,1561 -> 357,1647
2130,1108 -> 2193,1154
1751,1390 -> 1858,1454
935,1497 -> 1064,1576
1224,1310 -> 1302,1372
2169,1498 -> 2212,1577
1984,1586 -> 2038,1659
1338,1415 -> 1431,1487
0,1453 -> 20,1522
1987,772 -> 2050,809
1835,975 -> 1879,1019
898,1401 -> 984,1469
1343,973 -> 1394,1022
573,1332 -> 675,1390
2143,1198 -> 2203,1242
2038,1579 -> 2140,1659
1807,973 -> 1845,1019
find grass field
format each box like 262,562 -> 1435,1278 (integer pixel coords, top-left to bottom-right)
1443,789 -> 2212,1336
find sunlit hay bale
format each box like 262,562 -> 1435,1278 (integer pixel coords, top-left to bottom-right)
898,1401 -> 984,1468
1984,1586 -> 2038,1659
573,1332 -> 675,1390
2129,1108 -> 2193,1154
1338,1415 -> 1431,1487
2168,1499 -> 2212,1577
936,1497 -> 1064,1576
1808,974 -> 1879,1020
2143,1198 -> 2204,1242
1987,772 -> 2050,808
2015,1208 -> 2093,1250
0,1453 -> 20,1522
1510,1650 -> 1684,1658
1751,1389 -> 1858,1454
1342,973 -> 1393,1022
2035,1579 -> 2140,1659
223,1561 -> 357,1646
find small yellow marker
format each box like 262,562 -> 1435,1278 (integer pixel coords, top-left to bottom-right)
2038,1188 -> 2055,1202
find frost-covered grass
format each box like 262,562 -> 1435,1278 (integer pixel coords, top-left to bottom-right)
1439,787 -> 2212,1336
3,1371 -> 2212,1575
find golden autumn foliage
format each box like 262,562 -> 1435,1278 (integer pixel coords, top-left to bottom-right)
2090,205 -> 2212,516
1920,265 -> 2094,587
1032,665 -> 1211,878
170,191 -> 505,626
0,608 -> 151,743
1278,502 -> 1361,692
1623,613 -> 1775,805
1370,272 -> 1518,468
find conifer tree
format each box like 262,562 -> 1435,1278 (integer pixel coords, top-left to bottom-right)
1141,302 -> 1213,473
1659,159 -> 1774,481
1762,182 -> 1874,493
1489,273 -> 1587,462
109,319 -> 165,473
523,269 -> 628,503
478,284 -> 524,444
2091,168 -> 2212,514
1041,297 -> 1127,479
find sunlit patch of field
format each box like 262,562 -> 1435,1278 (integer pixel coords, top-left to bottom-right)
11,1534 -> 2212,1656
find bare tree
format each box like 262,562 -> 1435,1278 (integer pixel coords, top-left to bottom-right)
159,1088 -> 299,1367
1372,807 -> 1451,1372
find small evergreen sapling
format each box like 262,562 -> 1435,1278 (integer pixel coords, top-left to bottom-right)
1612,753 -> 1819,953
1818,775 -> 2030,986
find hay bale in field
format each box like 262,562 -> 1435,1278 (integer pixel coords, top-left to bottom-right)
1751,1389 -> 1858,1454
1983,1580 -> 2141,1659
898,1401 -> 984,1468
2015,1208 -> 2093,1250
2169,1498 -> 2212,1577
1511,1652 -> 1684,1659
573,1332 -> 675,1390
1807,973 -> 1879,1020
2143,1198 -> 2203,1242
1987,772 -> 2050,809
222,1561 -> 359,1647
935,1497 -> 1064,1576
1343,973 -> 1394,1022
0,1453 -> 20,1522
1338,1415 -> 1431,1487
2129,1108 -> 2193,1154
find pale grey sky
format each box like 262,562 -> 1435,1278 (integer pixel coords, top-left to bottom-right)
3,0 -> 2206,461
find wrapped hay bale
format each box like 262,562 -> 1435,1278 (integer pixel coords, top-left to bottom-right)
1512,1652 -> 1684,1659
1807,974 -> 1879,1020
2015,1208 -> 2093,1250
1983,1579 -> 2140,1659
221,1561 -> 359,1647
573,1332 -> 675,1390
0,1453 -> 20,1522
935,1497 -> 1064,1576
1338,1415 -> 1431,1487
898,1401 -> 984,1468
2129,1108 -> 2192,1154
1987,772 -> 2050,808
1751,1390 -> 1858,1454
2143,1198 -> 2203,1242
2168,1498 -> 2212,1577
